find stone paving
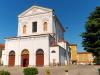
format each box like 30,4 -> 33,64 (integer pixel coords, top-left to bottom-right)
68,65 -> 100,75
0,66 -> 67,75
0,65 -> 99,75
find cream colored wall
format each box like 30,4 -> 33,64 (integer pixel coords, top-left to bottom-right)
2,35 -> 50,66
50,46 -> 67,65
77,53 -> 94,64
50,46 -> 59,65
18,12 -> 53,36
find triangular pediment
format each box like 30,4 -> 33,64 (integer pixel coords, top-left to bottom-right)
18,5 -> 53,17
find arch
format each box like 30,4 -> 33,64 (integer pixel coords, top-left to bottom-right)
43,22 -> 48,31
51,50 -> 56,53
36,49 -> 44,66
21,49 -> 29,55
8,50 -> 15,66
23,25 -> 27,34
21,49 -> 29,67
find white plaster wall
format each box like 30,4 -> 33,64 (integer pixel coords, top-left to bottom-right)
59,47 -> 66,65
55,20 -> 64,42
2,35 -> 50,66
58,42 -> 71,65
58,42 -> 67,49
18,12 -> 53,37
66,46 -> 71,64
2,50 -> 8,65
50,46 -> 59,64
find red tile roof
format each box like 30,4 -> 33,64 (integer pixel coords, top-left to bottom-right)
0,44 -> 5,50
78,52 -> 92,54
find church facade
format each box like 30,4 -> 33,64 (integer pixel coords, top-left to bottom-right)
2,5 -> 70,67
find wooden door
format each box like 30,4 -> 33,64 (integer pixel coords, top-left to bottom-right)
36,49 -> 44,66
8,51 -> 15,66
9,55 -> 15,66
21,54 -> 29,67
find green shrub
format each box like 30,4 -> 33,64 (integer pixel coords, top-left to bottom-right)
23,67 -> 38,75
45,67 -> 51,75
0,70 -> 10,75
64,65 -> 68,72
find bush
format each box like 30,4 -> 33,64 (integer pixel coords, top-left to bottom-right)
64,65 -> 68,72
0,70 -> 10,75
45,67 -> 51,75
23,67 -> 38,75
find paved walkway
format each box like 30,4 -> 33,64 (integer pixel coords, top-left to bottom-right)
0,66 -> 67,75
68,65 -> 100,75
0,65 -> 99,75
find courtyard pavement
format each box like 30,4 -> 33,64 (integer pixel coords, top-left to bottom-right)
0,66 -> 67,75
68,64 -> 100,75
0,65 -> 99,75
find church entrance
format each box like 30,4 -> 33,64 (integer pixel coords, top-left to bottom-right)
8,51 -> 15,66
36,49 -> 44,66
21,49 -> 29,67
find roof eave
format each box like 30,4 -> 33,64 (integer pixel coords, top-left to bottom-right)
18,5 -> 53,18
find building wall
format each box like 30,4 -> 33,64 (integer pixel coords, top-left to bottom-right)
66,47 -> 71,64
55,19 -> 64,42
77,52 -> 94,64
2,5 -> 68,66
59,47 -> 66,65
58,41 -> 67,49
50,46 -> 59,65
18,10 -> 53,36
50,46 -> 67,66
2,35 -> 50,66
69,44 -> 77,63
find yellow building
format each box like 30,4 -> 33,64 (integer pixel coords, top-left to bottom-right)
77,52 -> 94,64
69,44 -> 77,64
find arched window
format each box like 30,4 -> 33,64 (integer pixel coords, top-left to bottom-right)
9,51 -> 15,56
21,49 -> 29,55
36,49 -> 44,55
23,25 -> 26,34
51,50 -> 56,53
43,22 -> 48,31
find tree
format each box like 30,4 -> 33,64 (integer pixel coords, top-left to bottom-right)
81,6 -> 100,64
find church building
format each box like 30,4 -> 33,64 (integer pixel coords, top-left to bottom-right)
2,5 -> 69,67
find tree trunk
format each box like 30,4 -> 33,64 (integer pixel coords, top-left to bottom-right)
96,55 -> 100,65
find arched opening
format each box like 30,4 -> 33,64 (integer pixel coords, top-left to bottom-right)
8,51 -> 15,66
21,49 -> 29,67
51,50 -> 56,53
23,25 -> 27,34
36,49 -> 44,66
43,22 -> 48,31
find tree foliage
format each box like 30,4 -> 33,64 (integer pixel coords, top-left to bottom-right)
81,6 -> 100,56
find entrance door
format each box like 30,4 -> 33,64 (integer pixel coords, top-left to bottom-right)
21,49 -> 29,67
36,49 -> 44,66
8,51 -> 15,66
21,54 -> 29,67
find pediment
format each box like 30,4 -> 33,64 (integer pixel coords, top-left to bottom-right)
18,5 -> 53,17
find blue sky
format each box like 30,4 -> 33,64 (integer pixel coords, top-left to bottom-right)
0,0 -> 100,52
